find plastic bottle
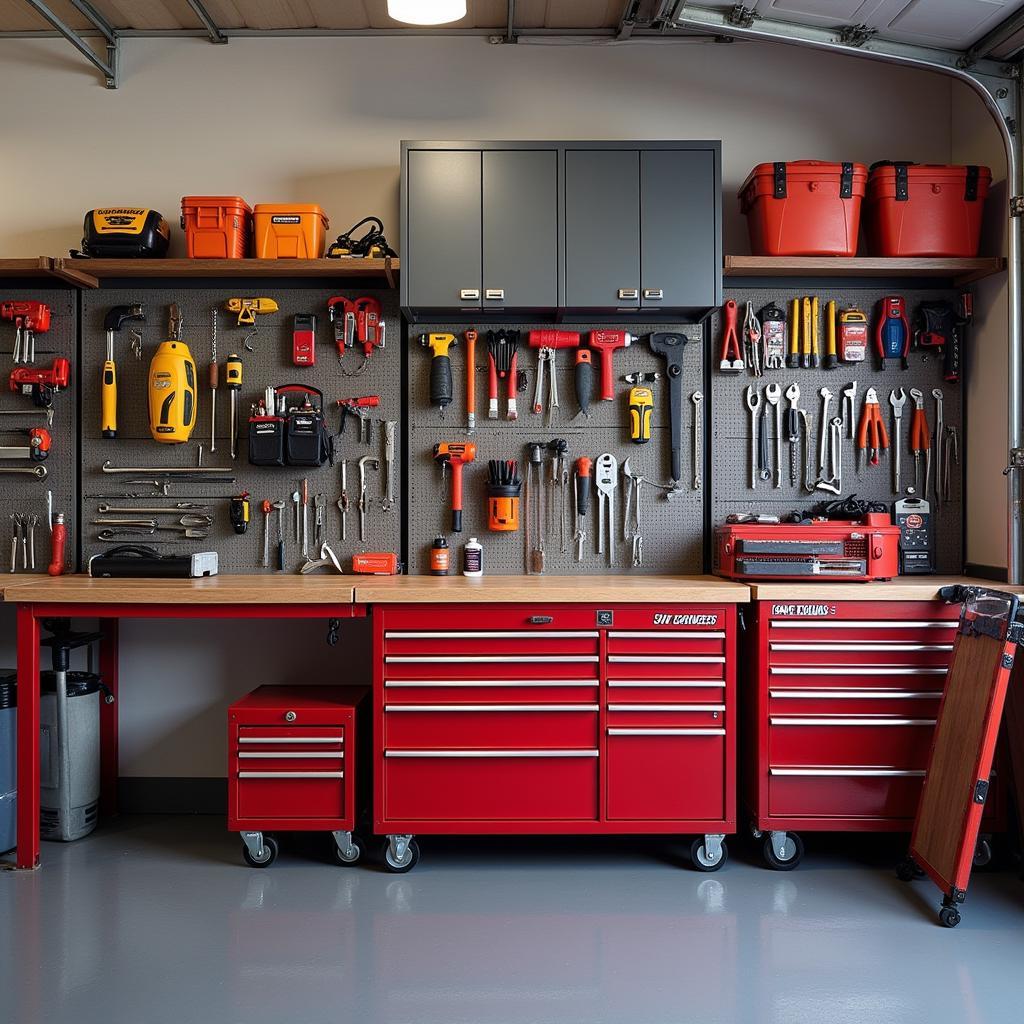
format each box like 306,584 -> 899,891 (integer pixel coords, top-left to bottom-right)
463,537 -> 483,577
430,536 -> 450,576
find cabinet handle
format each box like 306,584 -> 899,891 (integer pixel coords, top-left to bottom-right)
770,642 -> 953,652
460,288 -> 480,301
607,704 -> 725,712
238,771 -> 344,778
769,767 -> 925,778
770,666 -> 946,676
387,655 -> 599,664
642,288 -> 664,300
770,717 -> 936,727
617,288 -> 639,300
484,288 -> 505,300
608,727 -> 726,737
769,689 -> 940,700
385,630 -> 598,639
238,752 -> 343,759
385,749 -> 599,758
386,680 -> 597,689
608,680 -> 726,689
238,736 -> 343,744
608,655 -> 726,664
385,703 -> 599,712
771,621 -> 957,630
608,631 -> 726,640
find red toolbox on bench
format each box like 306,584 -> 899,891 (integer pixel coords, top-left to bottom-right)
739,160 -> 868,257
865,162 -> 991,257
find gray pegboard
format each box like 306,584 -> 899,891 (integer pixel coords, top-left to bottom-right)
711,287 -> 964,574
0,288 -> 76,576
79,288 -> 401,574
407,322 -> 706,575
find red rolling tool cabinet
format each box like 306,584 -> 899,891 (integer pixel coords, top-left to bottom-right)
228,684 -> 368,867
371,603 -> 737,873
743,594 -> 1003,869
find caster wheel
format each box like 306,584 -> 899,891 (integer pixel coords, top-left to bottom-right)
242,835 -> 278,868
939,906 -> 962,928
690,838 -> 728,872
763,832 -> 804,871
896,857 -> 919,882
332,835 -> 365,866
973,837 -> 993,869
383,838 -> 420,873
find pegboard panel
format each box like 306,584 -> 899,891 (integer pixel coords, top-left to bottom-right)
710,286 -> 964,574
407,321 -> 706,575
79,288 -> 401,574
0,287 -> 76,576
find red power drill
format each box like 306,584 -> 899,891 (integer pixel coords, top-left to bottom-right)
9,357 -> 71,406
1,300 -> 51,365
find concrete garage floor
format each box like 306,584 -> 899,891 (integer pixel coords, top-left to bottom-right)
2,817 -> 1024,1024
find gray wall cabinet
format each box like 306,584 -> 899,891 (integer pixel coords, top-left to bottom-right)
401,141 -> 721,321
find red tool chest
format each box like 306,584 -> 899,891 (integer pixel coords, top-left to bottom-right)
228,684 -> 368,867
743,599 -> 1002,868
372,603 -> 737,872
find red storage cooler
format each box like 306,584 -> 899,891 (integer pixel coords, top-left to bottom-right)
865,162 -> 991,257
181,196 -> 251,258
739,160 -> 867,257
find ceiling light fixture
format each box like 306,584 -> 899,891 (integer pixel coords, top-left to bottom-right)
387,0 -> 467,26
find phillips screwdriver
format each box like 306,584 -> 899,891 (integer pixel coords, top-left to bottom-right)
573,456 -> 592,562
810,296 -> 820,368
260,499 -> 272,568
209,308 -> 219,452
801,296 -> 813,369
824,300 -> 838,370
225,352 -> 242,459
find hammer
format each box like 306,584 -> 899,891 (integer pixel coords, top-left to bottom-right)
588,330 -> 634,401
433,441 -> 477,533
101,303 -> 145,439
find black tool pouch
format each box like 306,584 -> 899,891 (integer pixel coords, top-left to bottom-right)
248,415 -> 286,466
279,384 -> 332,467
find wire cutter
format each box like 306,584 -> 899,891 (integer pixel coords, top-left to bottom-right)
719,300 -> 743,374
856,387 -> 889,470
909,387 -> 930,496
742,301 -> 762,377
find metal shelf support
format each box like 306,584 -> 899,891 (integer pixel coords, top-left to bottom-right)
24,0 -> 118,88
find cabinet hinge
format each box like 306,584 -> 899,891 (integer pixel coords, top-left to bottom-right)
974,779 -> 990,805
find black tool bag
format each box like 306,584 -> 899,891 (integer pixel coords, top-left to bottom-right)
250,384 -> 332,468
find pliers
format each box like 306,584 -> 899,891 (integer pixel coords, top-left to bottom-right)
856,387 -> 889,470
743,301 -> 762,377
719,300 -> 743,374
909,387 -> 930,496
299,542 -> 344,574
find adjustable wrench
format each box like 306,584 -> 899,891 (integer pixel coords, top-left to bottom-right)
842,381 -> 857,439
745,386 -> 761,489
595,453 -> 617,563
889,388 -> 906,494
818,387 -> 833,476
765,383 -> 782,489
932,388 -> 944,509
691,391 -> 703,490
785,383 -> 800,487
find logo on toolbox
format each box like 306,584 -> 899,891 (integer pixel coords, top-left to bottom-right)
653,613 -> 720,626
271,215 -> 302,224
772,603 -> 837,617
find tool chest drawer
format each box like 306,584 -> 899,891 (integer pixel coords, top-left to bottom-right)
767,770 -> 925,819
606,678 -> 726,703
384,678 -> 600,704
769,715 -> 936,768
381,605 -> 604,631
768,689 -> 941,717
383,705 -> 599,748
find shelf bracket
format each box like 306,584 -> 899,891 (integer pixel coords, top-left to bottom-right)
24,0 -> 119,88
185,0 -> 228,44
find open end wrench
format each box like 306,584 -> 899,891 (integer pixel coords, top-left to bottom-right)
932,388 -> 944,509
595,453 -> 617,563
817,388 -> 833,475
764,383 -> 782,489
842,382 -> 857,439
785,383 -> 800,487
745,386 -> 761,489
889,388 -> 906,495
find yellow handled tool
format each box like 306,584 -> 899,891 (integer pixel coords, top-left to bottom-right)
420,333 -> 457,419
811,295 -> 820,369
225,297 -> 279,326
101,304 -> 145,439
148,304 -> 196,444
225,352 -> 242,459
825,300 -> 838,369
628,386 -> 653,444
787,298 -> 800,369
801,296 -> 812,369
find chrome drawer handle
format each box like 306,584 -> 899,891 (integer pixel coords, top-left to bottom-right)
769,767 -> 925,778
386,655 -> 600,664
607,704 -> 725,712
770,717 -> 936,727
385,631 -> 599,639
770,642 -> 953,652
642,288 -> 664,300
385,680 -> 597,688
238,752 -> 342,759
608,680 -> 726,689
617,288 -> 639,300
238,736 -> 343,744
607,631 -> 726,640
607,728 -> 726,737
384,704 -> 599,712
238,771 -> 344,779
385,749 -> 599,758
771,621 -> 957,630
608,655 -> 726,664
769,689 -> 939,700
460,288 -> 480,301
484,288 -> 505,300
770,667 -> 946,676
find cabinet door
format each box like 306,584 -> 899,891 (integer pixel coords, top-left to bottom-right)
405,149 -> 482,310
482,149 -> 558,310
564,149 -> 640,310
640,149 -> 718,309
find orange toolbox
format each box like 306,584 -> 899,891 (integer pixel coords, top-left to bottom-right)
739,160 -> 868,257
253,204 -> 329,259
180,196 -> 251,259
865,162 -> 991,257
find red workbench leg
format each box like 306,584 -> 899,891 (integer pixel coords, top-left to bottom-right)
15,605 -> 40,869
99,618 -> 119,817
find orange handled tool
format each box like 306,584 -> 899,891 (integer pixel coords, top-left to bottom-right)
47,512 -> 66,576
433,441 -> 477,534
718,301 -> 742,373
909,387 -> 931,495
465,329 -> 477,432
856,387 -> 889,470
572,456 -> 592,562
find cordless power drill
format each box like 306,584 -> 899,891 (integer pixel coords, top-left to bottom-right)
9,358 -> 71,406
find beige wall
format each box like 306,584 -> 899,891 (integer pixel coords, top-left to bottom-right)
0,35 -> 978,775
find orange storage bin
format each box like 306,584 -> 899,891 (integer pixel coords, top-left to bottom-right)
181,196 -> 251,259
865,162 -> 991,257
739,160 -> 868,257
253,204 -> 329,259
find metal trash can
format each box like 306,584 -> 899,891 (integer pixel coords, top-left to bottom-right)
0,671 -> 15,854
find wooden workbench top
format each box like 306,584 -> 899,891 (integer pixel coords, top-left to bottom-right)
352,575 -> 750,604
0,575 -> 356,604
747,576 -> 1022,602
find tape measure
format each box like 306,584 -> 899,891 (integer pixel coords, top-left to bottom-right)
838,307 -> 869,362
628,386 -> 653,444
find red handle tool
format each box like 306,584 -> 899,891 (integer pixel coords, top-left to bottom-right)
719,300 -> 743,373
47,513 -> 66,576
587,330 -> 632,401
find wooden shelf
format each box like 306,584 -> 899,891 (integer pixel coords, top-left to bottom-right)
724,255 -> 1006,286
0,257 -> 59,280
48,257 -> 399,289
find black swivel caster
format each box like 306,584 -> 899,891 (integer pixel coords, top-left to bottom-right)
241,833 -> 278,868
763,831 -> 804,871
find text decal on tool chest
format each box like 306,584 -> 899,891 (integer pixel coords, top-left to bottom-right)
771,604 -> 837,617
653,613 -> 720,626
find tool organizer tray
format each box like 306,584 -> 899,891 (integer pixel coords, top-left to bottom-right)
710,285 -> 964,575
406,320 -> 707,575
79,288 -> 401,574
0,287 -> 76,577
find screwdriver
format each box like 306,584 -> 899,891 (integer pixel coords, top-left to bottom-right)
787,298 -> 800,369
260,499 -> 272,568
465,329 -> 477,433
573,456 -> 592,562
225,352 -> 242,460
810,296 -> 820,368
824,300 -> 838,369
575,350 -> 593,417
209,308 -> 219,452
801,296 -> 812,369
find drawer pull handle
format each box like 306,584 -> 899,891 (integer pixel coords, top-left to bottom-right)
385,631 -> 599,639
617,287 -> 639,300
385,749 -> 599,758
607,704 -> 725,712
460,288 -> 480,301
485,288 -> 505,300
770,717 -> 936,727
238,752 -> 343,759
769,689 -> 940,700
238,736 -> 343,744
387,655 -> 599,664
769,767 -> 926,778
607,728 -> 726,737
238,771 -> 344,778
770,667 -> 946,677
608,680 -> 726,689
608,655 -> 726,664
607,631 -> 726,640
384,704 -> 599,712
385,680 -> 597,689
770,642 -> 953,652
528,616 -> 554,624
771,621 -> 957,630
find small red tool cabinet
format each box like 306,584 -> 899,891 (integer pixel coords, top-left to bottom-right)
228,684 -> 368,868
371,602 -> 737,873
744,595 -> 1002,869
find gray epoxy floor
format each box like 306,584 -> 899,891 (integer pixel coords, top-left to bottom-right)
2,818 -> 1024,1024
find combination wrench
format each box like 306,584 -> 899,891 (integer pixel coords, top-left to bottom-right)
745,385 -> 761,489
765,383 -> 782,488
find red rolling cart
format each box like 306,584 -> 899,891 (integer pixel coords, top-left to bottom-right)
371,602 -> 738,873
228,684 -> 368,867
